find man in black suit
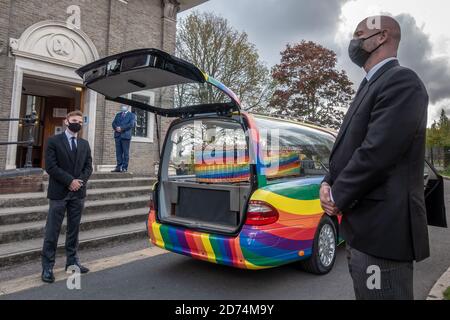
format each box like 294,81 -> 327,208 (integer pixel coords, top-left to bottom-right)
41,110 -> 93,283
320,16 -> 429,299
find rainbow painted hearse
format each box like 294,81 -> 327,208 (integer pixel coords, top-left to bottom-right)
76,49 -> 447,274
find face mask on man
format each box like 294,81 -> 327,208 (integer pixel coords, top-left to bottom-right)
121,106 -> 128,112
348,31 -> 383,68
67,121 -> 82,133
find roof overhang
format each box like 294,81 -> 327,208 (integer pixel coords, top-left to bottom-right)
178,0 -> 208,12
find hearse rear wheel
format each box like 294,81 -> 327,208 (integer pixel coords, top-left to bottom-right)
299,215 -> 337,275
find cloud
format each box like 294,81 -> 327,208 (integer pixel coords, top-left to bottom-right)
335,12 -> 450,112
430,99 -> 450,124
180,0 -> 351,66
395,13 -> 450,105
181,1 -> 450,123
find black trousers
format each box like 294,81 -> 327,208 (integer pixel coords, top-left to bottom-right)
41,192 -> 85,269
114,138 -> 131,170
346,244 -> 414,300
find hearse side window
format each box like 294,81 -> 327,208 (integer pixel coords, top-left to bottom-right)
254,116 -> 335,183
167,119 -> 250,184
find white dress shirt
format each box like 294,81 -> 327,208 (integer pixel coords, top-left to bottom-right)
65,129 -> 78,151
365,57 -> 398,81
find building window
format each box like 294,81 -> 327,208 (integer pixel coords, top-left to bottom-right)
131,95 -> 148,138
128,91 -> 155,143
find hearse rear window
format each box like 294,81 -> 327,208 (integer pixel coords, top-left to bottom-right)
166,118 -> 250,184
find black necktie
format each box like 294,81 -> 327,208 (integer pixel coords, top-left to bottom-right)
70,137 -> 77,154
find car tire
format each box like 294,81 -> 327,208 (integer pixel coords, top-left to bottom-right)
298,215 -> 337,275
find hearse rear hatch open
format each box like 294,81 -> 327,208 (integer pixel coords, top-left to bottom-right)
75,48 -> 241,117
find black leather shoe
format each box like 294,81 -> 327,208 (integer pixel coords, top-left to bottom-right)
41,268 -> 55,283
66,262 -> 89,274
111,168 -> 121,173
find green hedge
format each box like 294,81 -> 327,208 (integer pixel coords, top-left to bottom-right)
444,286 -> 450,300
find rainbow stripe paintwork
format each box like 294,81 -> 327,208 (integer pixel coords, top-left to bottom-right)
148,177 -> 328,269
264,150 -> 301,179
203,73 -> 241,106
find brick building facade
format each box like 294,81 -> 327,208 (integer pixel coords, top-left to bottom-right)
0,0 -> 205,175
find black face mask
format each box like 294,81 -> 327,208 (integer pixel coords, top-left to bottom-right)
68,122 -> 82,133
348,31 -> 383,67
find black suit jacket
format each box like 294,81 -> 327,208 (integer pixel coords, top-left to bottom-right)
323,60 -> 430,262
45,133 -> 93,200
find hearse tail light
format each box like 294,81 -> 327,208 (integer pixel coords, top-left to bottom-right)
148,199 -> 155,211
245,200 -> 279,226
148,194 -> 155,211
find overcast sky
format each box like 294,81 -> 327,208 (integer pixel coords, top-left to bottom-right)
179,0 -> 450,126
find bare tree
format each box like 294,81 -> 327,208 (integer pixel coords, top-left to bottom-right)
176,12 -> 273,110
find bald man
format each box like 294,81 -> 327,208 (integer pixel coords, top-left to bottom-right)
320,16 -> 429,300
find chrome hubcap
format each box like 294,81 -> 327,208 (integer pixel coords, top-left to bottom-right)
318,224 -> 336,267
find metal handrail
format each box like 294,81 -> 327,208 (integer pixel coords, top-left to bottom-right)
0,111 -> 37,168
0,118 -> 29,121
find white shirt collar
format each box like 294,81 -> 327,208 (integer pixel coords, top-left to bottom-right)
65,129 -> 77,139
366,57 -> 398,81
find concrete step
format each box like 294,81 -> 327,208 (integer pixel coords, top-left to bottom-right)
0,222 -> 148,268
0,196 -> 150,225
42,177 -> 155,190
0,186 -> 152,208
42,172 -> 151,181
0,207 -> 149,244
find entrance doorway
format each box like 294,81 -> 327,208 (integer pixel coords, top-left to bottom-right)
16,76 -> 84,168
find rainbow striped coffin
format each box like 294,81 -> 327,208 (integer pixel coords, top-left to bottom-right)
193,149 -> 302,183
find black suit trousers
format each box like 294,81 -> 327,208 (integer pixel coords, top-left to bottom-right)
346,244 -> 414,300
42,192 -> 85,269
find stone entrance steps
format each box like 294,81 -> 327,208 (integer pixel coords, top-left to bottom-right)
0,173 -> 155,268
0,222 -> 147,267
0,183 -> 153,208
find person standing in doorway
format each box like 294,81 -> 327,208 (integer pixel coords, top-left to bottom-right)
112,105 -> 136,172
42,110 -> 93,283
